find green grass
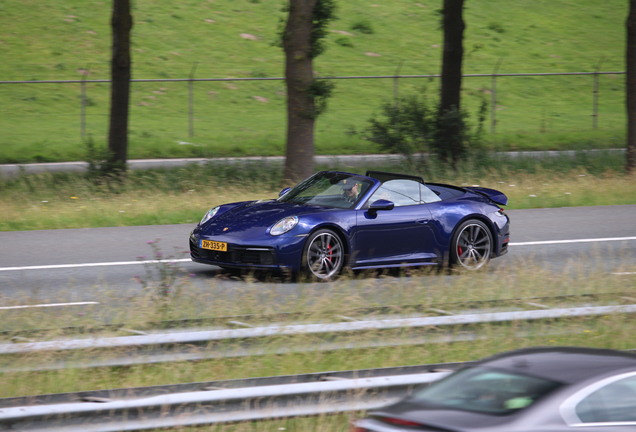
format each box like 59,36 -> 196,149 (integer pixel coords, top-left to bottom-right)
1,263 -> 634,400
0,0 -> 627,163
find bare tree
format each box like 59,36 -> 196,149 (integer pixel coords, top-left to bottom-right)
627,0 -> 636,174
108,0 -> 132,172
282,0 -> 336,184
437,0 -> 466,166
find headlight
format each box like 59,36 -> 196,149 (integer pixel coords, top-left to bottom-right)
199,206 -> 220,225
270,216 -> 298,236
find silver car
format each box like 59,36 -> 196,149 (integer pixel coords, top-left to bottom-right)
352,347 -> 636,432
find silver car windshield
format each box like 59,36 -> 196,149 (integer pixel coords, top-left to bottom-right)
409,367 -> 563,415
278,172 -> 373,209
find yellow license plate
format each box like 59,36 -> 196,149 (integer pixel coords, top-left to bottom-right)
201,240 -> 228,252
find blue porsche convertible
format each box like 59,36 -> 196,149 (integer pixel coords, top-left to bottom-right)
190,170 -> 510,280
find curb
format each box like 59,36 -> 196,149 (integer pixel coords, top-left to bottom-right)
0,149 -> 625,178
0,154 -> 404,178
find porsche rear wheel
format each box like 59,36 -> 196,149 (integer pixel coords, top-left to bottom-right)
302,229 -> 344,280
450,219 -> 492,270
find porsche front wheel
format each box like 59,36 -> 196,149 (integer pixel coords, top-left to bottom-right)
302,229 -> 344,280
450,219 -> 492,270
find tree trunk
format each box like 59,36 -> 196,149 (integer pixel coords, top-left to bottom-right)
282,0 -> 318,184
627,0 -> 636,174
440,0 -> 465,113
438,0 -> 465,166
108,0 -> 132,170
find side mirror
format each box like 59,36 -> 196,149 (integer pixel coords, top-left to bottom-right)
369,199 -> 394,213
279,187 -> 292,197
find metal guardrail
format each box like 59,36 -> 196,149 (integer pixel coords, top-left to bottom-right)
0,292 -> 627,339
2,302 -> 636,431
2,304 -> 635,372
0,364 -> 457,432
4,304 -> 636,355
3,349 -> 636,431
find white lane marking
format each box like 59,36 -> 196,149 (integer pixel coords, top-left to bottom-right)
0,301 -> 99,310
612,272 -> 636,276
510,236 -> 636,246
0,259 -> 191,272
0,236 -> 635,273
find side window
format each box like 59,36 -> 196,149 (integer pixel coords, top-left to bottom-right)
370,179 -> 420,207
420,183 -> 441,203
575,375 -> 636,423
369,179 -> 441,206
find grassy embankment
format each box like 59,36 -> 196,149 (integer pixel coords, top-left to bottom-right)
2,261 -> 634,395
0,152 -> 634,232
0,0 -> 626,163
1,261 -> 634,428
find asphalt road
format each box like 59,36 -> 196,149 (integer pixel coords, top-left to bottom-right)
1,205 -> 635,312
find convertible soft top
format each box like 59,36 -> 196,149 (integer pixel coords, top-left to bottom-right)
365,170 -> 425,184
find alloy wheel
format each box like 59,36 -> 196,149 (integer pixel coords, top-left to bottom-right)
453,220 -> 492,270
305,230 -> 344,280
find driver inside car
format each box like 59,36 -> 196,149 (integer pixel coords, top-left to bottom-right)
342,181 -> 359,203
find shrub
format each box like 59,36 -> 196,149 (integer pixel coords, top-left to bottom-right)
365,90 -> 486,169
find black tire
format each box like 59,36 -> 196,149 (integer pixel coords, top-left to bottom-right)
450,219 -> 493,270
302,229 -> 344,281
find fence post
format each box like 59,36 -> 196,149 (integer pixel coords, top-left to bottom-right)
80,66 -> 90,141
592,58 -> 604,129
188,62 -> 198,138
490,58 -> 503,134
393,61 -> 403,102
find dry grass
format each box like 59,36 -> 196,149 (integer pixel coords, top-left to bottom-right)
1,261 -> 634,399
486,169 -> 636,209
1,167 -> 635,231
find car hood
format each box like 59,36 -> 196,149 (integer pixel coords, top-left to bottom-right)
198,200 -> 333,237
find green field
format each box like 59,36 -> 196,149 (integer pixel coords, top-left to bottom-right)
0,0 -> 627,163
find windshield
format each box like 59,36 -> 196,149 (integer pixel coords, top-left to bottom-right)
278,172 -> 373,209
409,367 -> 563,415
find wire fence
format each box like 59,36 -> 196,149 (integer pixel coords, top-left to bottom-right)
0,70 -> 626,161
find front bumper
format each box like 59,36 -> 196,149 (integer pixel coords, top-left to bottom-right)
189,230 -> 305,272
190,237 -> 277,268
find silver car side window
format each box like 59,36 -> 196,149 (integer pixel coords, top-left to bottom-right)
575,375 -> 636,423
561,371 -> 636,426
